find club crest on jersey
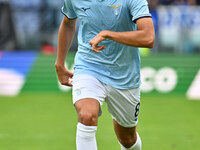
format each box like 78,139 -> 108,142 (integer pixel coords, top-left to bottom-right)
108,4 -> 122,15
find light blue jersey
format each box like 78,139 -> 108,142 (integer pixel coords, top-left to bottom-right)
62,0 -> 151,89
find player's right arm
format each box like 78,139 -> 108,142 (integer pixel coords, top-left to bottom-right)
55,16 -> 77,86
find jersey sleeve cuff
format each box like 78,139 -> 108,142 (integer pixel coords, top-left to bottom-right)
133,14 -> 152,23
61,9 -> 77,20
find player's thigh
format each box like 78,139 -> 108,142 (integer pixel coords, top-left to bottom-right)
73,74 -> 106,126
75,98 -> 100,126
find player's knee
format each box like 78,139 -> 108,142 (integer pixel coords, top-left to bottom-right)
78,110 -> 98,126
119,137 -> 136,148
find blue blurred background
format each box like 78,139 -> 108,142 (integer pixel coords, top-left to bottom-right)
0,0 -> 200,53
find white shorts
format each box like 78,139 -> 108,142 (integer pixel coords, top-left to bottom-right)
72,74 -> 140,128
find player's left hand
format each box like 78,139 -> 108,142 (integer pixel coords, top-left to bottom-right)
89,30 -> 108,53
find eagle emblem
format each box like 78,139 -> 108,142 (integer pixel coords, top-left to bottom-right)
108,4 -> 122,15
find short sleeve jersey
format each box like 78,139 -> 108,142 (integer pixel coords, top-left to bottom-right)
62,0 -> 151,89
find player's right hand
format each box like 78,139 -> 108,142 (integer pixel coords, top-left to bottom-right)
55,65 -> 73,87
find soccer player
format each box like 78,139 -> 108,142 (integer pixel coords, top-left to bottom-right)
55,0 -> 155,149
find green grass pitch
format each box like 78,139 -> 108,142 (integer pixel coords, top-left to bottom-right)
0,92 -> 200,150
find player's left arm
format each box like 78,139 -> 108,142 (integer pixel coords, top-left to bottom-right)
89,17 -> 155,53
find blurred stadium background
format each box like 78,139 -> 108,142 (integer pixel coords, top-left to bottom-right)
0,0 -> 200,150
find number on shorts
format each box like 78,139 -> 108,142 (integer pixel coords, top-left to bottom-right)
135,102 -> 140,118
